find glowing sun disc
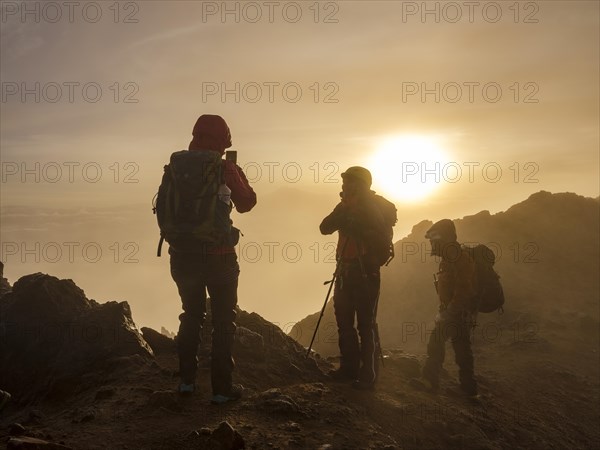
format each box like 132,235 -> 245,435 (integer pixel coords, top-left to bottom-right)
368,135 -> 451,203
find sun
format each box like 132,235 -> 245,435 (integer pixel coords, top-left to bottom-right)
368,135 -> 451,203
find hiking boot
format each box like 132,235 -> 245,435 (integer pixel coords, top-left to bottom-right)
177,382 -> 195,396
211,384 -> 244,405
0,390 -> 11,411
328,367 -> 357,382
466,393 -> 481,402
459,384 -> 479,400
446,386 -> 480,402
352,379 -> 375,391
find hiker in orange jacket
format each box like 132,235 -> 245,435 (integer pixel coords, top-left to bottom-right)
320,166 -> 393,390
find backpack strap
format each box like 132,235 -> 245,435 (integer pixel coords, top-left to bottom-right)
155,164 -> 171,257
157,236 -> 164,257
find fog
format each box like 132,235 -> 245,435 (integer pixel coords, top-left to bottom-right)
1,1 -> 599,331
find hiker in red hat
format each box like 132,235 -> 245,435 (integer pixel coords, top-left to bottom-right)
155,114 -> 256,403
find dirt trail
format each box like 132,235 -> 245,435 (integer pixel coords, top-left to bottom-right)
2,320 -> 598,449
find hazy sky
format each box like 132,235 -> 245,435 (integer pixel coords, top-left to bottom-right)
1,1 -> 598,330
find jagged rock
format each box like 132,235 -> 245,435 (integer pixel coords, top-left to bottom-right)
2,273 -> 90,322
196,303 -> 325,386
208,421 -> 245,450
292,383 -> 330,397
256,387 -> 282,399
0,273 -> 153,400
203,305 -> 304,356
7,437 -> 72,449
9,423 -> 27,436
280,421 -> 301,432
160,326 -> 176,339
260,397 -> 300,414
235,326 -> 264,355
185,430 -> 200,441
255,388 -> 299,414
0,261 -> 12,297
141,327 -> 176,355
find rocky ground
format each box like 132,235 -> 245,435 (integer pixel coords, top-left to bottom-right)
1,272 -> 599,449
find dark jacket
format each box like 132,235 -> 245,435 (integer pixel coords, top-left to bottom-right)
320,191 -> 387,265
437,247 -> 477,311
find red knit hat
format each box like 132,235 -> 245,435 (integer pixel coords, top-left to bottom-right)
189,114 -> 232,153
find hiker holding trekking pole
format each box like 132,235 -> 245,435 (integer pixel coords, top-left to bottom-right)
318,167 -> 396,390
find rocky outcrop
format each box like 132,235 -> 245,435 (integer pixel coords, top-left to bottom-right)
194,303 -> 325,385
141,327 -> 176,355
0,273 -> 153,401
0,261 -> 13,298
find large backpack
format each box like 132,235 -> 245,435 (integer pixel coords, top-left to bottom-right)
461,244 -> 505,313
371,194 -> 398,266
152,150 -> 230,256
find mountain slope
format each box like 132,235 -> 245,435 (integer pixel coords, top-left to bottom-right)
1,191 -> 598,449
290,191 -> 600,449
2,272 -> 597,449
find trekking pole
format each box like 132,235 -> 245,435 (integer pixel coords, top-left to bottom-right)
373,289 -> 385,368
306,238 -> 349,358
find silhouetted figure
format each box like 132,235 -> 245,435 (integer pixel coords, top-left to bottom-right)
419,219 -> 478,398
320,167 -> 396,390
157,115 -> 256,403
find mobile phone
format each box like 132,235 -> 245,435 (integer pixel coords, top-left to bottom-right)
225,150 -> 237,164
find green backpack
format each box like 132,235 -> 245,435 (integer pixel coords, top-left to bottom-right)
153,150 -> 231,256
461,244 -> 505,313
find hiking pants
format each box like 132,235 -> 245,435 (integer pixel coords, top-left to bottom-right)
333,263 -> 381,383
422,312 -> 477,394
169,251 -> 240,395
